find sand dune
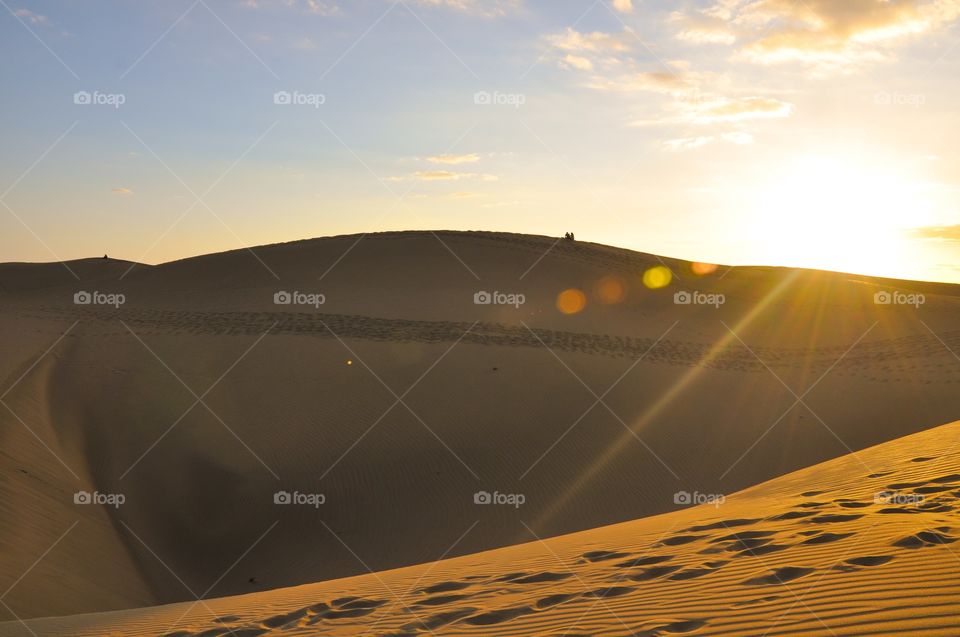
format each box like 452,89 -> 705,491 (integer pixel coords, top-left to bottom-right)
1,231 -> 958,622
8,417 -> 960,636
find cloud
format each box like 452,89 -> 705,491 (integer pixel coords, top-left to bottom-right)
246,0 -> 340,16
292,37 -> 317,50
404,0 -> 522,17
690,96 -> 794,123
13,9 -> 49,25
547,27 -> 635,53
612,0 -> 634,14
546,26 -> 794,129
673,0 -> 960,71
111,188 -> 134,195
390,170 -> 499,182
561,54 -> 594,71
911,225 -> 960,241
663,130 -> 755,151
426,153 -> 481,165
583,70 -> 694,95
303,0 -> 340,14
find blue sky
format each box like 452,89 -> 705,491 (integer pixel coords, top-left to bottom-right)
2,0 -> 959,282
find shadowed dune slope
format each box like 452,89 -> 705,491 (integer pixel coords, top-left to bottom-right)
1,231 -> 959,620
9,418 -> 960,636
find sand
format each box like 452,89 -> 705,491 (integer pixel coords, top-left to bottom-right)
0,231 -> 958,632
8,417 -> 960,636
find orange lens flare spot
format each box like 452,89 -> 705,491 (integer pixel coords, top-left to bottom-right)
691,262 -> 719,276
642,266 -> 672,290
556,288 -> 587,315
595,276 -> 627,305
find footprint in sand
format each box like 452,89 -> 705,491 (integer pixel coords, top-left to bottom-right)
801,532 -> 854,545
462,605 -> 535,626
399,608 -> 478,632
416,594 -> 472,607
614,555 -> 673,568
685,518 -> 760,532
261,607 -> 308,628
661,534 -> 707,546
418,580 -> 472,594
930,473 -> 960,484
669,567 -> 717,580
737,543 -> 790,557
582,549 -> 631,563
628,565 -> 683,581
744,566 -> 815,585
836,500 -> 872,509
584,586 -> 636,599
893,530 -> 957,549
809,514 -> 864,524
769,510 -> 816,521
846,555 -> 895,567
633,619 -> 709,635
535,592 -> 581,609
710,531 -> 776,543
503,571 -> 573,585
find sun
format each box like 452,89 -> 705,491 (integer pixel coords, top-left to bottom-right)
746,154 -> 933,277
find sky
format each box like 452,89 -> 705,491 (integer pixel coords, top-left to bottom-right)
1,0 -> 959,283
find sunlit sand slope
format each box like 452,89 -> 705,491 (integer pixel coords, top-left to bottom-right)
11,418 -> 960,636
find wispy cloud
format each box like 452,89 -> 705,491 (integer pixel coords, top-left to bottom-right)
111,187 -> 134,195
911,225 -> 960,241
13,8 -> 49,25
547,27 -> 635,53
546,27 -> 794,130
612,0 -> 634,14
246,0 -> 340,16
672,0 -> 960,72
405,0 -> 522,17
388,170 -> 498,182
426,153 -> 481,165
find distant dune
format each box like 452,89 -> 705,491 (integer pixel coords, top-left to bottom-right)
1,231 -> 958,624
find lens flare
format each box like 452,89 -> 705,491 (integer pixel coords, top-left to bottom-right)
642,266 -> 672,289
556,288 -> 587,314
691,262 -> 719,276
595,275 -> 627,304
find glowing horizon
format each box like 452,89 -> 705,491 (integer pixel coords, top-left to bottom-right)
1,1 -> 959,283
